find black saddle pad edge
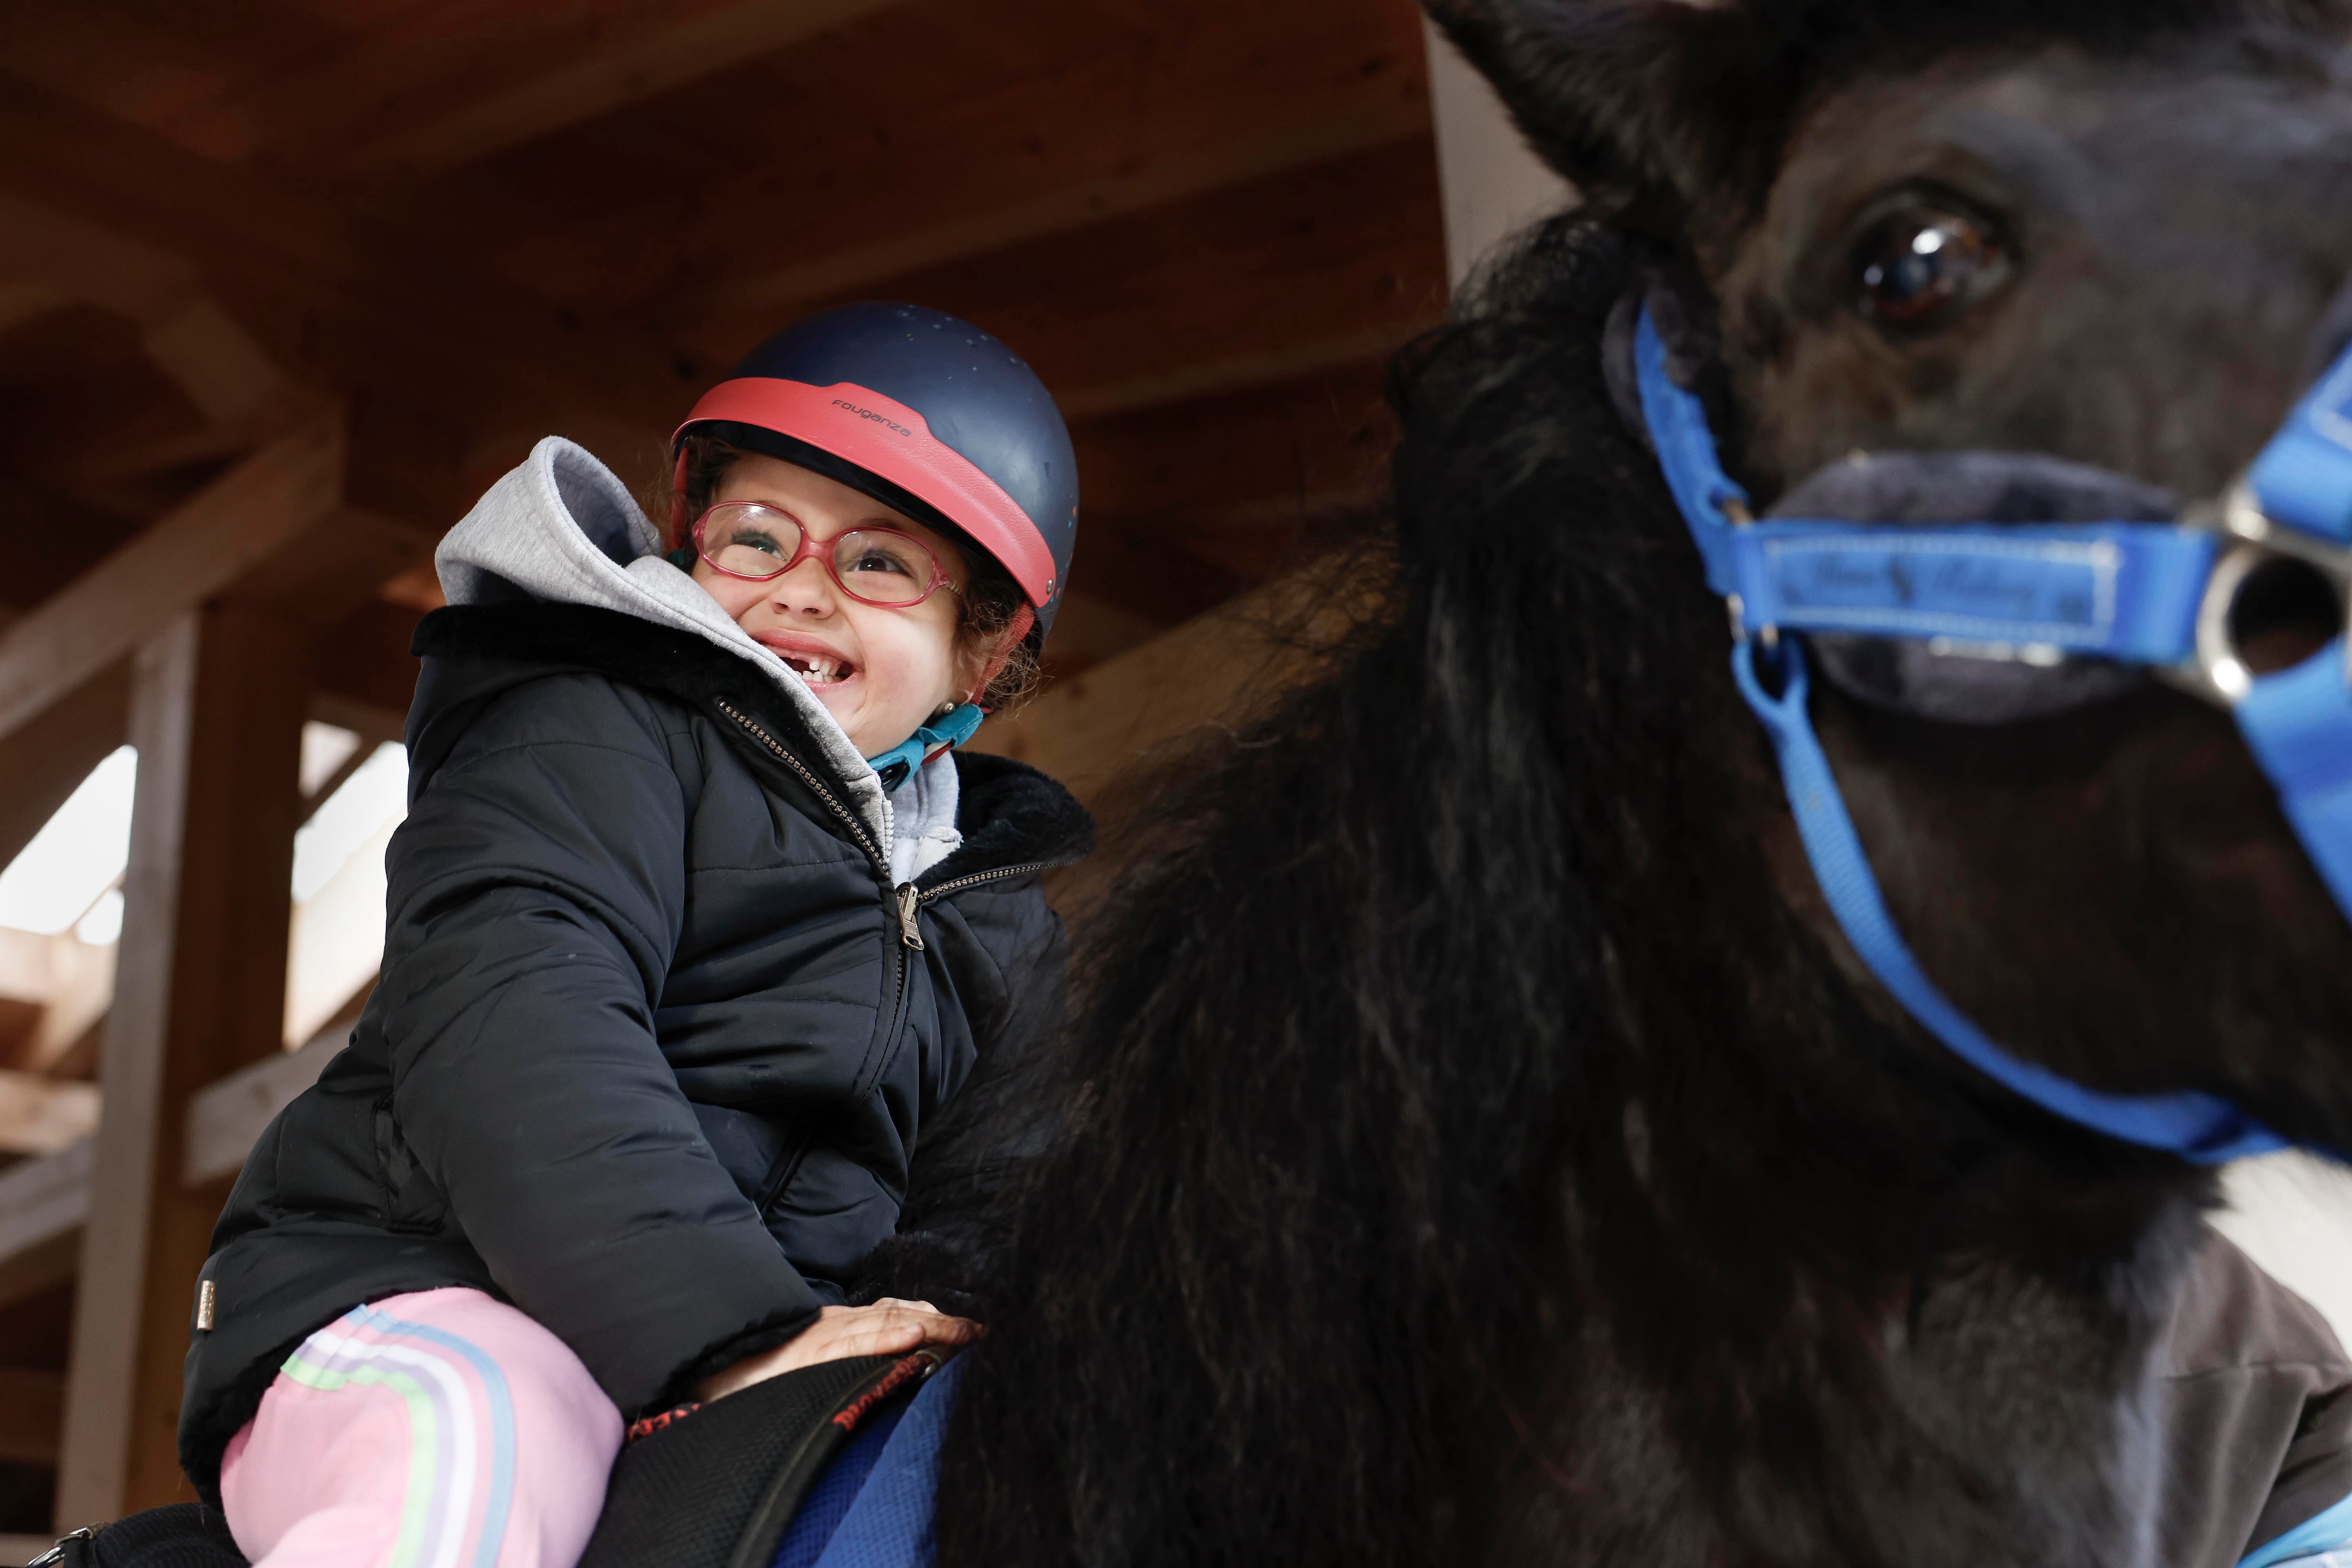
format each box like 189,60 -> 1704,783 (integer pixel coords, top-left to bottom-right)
581,1347 -> 948,1568
726,1347 -> 948,1568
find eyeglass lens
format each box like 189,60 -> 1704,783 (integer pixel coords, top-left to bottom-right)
701,505 -> 938,606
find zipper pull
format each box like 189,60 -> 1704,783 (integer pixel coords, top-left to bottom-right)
896,883 -> 926,951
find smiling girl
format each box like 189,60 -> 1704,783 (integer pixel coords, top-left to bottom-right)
175,303 -> 1089,1568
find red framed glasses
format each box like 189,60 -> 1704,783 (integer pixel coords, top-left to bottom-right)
691,502 -> 960,608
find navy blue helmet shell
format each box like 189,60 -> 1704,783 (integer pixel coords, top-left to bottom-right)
675,302 -> 1080,637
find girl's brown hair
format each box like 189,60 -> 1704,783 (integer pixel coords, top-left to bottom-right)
670,431 -> 1043,714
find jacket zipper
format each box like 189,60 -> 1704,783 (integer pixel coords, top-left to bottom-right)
716,700 -> 940,1118
893,862 -> 1058,951
713,700 -> 1069,1109
714,699 -> 884,868
916,860 -> 1062,908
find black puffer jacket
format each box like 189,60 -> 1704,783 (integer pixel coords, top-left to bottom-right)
177,601 -> 1089,1491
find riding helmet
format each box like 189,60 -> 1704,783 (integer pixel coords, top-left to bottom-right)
672,302 -> 1080,640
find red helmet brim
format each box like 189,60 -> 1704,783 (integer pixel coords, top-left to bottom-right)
675,378 -> 1058,609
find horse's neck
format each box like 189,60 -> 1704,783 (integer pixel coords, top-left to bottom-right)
1502,1111 -> 2209,1568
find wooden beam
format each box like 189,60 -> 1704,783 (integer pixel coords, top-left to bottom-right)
0,1072 -> 100,1158
312,600 -> 427,721
0,277 -> 69,335
21,943 -> 115,1080
492,0 -> 1429,320
0,1366 -> 64,1466
699,96 -> 1432,319
973,564 -> 1373,808
183,1024 -> 350,1191
684,137 -> 1449,422
0,1138 -> 91,1314
1058,325 -> 1424,422
0,80 -> 689,438
1071,359 -> 1404,514
0,1019 -> 353,1322
57,604 -> 311,1521
0,191 -> 290,431
0,666 -> 131,875
1065,358 -> 1398,614
348,0 -> 906,173
0,932 -> 65,1008
0,417 -> 339,748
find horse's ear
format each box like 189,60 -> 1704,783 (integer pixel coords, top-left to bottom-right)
1425,0 -> 1772,237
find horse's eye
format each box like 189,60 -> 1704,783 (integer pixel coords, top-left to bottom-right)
1853,207 -> 2011,330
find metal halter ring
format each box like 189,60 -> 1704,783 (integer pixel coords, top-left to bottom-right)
2178,482 -> 2352,706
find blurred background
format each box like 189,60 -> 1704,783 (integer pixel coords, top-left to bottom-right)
0,1 -> 2339,1558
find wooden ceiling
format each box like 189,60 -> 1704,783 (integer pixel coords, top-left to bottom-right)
0,0 -> 1446,688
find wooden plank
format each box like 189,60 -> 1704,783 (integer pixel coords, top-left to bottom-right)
1055,358 -> 1398,627
0,1366 -> 64,1465
684,137 -> 1449,420
0,81 -> 690,439
0,1072 -> 100,1157
21,943 -> 115,1079
226,505 -> 441,629
0,933 -> 62,1007
973,566 -> 1371,807
0,1137 -> 93,1314
484,0 -> 1429,320
0,417 -> 341,748
0,278 -> 69,335
312,600 -> 427,721
182,1025 -> 352,1190
1057,323 -> 1426,422
56,604 -> 311,1521
0,665 -> 132,874
0,1026 -> 356,1317
1074,358 -> 1394,545
43,0 -> 910,172
351,0 -> 906,172
0,191 -> 292,435
700,95 -> 1432,318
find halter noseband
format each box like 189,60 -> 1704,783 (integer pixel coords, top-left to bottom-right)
1636,306 -> 2352,1163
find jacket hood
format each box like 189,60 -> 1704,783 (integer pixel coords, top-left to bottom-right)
435,436 -> 931,861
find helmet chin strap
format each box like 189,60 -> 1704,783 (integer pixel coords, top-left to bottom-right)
870,604 -> 1039,789
1633,302 -> 2352,1163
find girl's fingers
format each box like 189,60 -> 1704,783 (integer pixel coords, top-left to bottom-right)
699,1303 -> 985,1399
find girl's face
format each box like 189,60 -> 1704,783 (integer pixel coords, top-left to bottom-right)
692,454 -> 977,757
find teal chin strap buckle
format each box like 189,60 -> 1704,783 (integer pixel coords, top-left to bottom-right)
868,702 -> 985,791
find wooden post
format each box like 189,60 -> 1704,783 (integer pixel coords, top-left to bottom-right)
54,602 -> 310,1525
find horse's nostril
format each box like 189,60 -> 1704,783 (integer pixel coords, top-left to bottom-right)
2227,556 -> 2341,675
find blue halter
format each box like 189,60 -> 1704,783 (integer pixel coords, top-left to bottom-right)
1635,306 -> 2352,1163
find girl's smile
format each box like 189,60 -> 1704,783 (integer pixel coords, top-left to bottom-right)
690,453 -> 980,757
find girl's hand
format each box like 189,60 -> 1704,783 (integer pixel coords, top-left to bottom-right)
696,1298 -> 981,1402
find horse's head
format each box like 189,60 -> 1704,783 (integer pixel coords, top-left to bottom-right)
1429,0 -> 2352,1154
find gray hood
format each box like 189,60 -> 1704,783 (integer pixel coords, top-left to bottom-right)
434,437 -> 962,875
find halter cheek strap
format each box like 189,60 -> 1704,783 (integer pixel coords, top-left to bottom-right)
1634,306 -> 2328,1163
1732,635 -> 2285,1162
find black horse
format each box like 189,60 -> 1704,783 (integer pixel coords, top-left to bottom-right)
884,3 -> 2352,1566
44,3 -> 2352,1566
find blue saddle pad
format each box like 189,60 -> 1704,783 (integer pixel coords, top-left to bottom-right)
774,1357 -> 962,1568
